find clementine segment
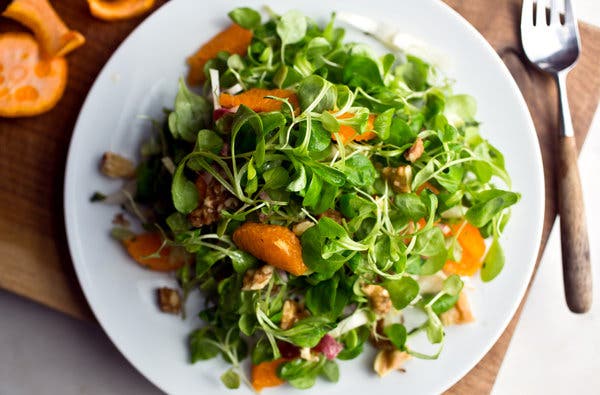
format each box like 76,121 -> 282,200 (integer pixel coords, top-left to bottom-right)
87,0 -> 155,21
2,0 -> 85,57
187,24 -> 253,85
443,221 -> 486,276
251,358 -> 287,392
0,33 -> 67,117
233,222 -> 308,276
331,112 -> 377,144
122,232 -> 186,272
219,88 -> 299,113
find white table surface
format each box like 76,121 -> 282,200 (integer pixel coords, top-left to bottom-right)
1,1 -> 599,394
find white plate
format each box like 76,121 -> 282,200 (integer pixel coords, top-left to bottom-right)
64,1 -> 544,394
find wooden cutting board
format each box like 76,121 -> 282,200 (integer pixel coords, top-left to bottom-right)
1,1 -> 599,393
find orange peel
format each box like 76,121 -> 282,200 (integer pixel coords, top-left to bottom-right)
2,0 -> 85,57
87,0 -> 155,21
0,33 -> 67,118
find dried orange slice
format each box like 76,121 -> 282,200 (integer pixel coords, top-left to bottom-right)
87,0 -> 155,21
2,0 -> 85,57
187,24 -> 253,85
0,33 -> 67,118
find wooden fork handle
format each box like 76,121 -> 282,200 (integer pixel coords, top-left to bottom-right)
558,135 -> 592,313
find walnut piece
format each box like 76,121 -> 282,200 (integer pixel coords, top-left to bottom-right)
440,291 -> 475,326
157,287 -> 182,314
100,152 -> 136,179
373,350 -> 411,377
189,174 -> 238,227
242,265 -> 274,291
280,299 -> 308,330
300,347 -> 320,362
404,138 -> 424,163
318,209 -> 344,224
362,284 -> 392,316
381,165 -> 412,193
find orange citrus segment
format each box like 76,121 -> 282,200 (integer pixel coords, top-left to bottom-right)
0,33 -> 67,117
87,0 -> 155,21
122,232 -> 186,272
251,358 -> 288,392
187,24 -> 253,85
331,112 -> 377,144
2,0 -> 85,57
443,222 -> 486,276
233,222 -> 308,276
219,88 -> 299,113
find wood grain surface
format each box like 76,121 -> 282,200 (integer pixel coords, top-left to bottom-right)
0,1 -> 599,394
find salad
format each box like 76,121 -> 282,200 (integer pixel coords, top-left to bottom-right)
95,7 -> 520,392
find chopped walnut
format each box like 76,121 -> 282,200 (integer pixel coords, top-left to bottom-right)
362,284 -> 392,316
280,299 -> 309,330
242,265 -> 274,291
381,165 -> 412,193
404,138 -> 424,163
292,220 -> 315,236
188,173 -> 239,227
318,209 -> 344,224
100,152 -> 136,178
440,291 -> 475,326
112,213 -> 130,227
373,350 -> 411,377
300,347 -> 320,362
157,287 -> 182,314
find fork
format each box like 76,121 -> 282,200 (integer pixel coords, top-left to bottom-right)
521,0 -> 592,313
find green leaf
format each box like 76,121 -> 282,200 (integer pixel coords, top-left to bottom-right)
220,368 -> 241,389
394,193 -> 427,221
168,79 -> 211,142
373,108 -> 394,139
279,317 -> 332,348
481,236 -> 505,282
297,75 -> 337,113
277,10 -> 307,45
424,305 -> 444,344
384,277 -> 419,309
195,129 -> 223,153
228,7 -> 261,29
287,164 -> 307,192
343,55 -> 384,88
166,212 -> 189,233
383,323 -> 407,350
414,227 -> 446,257
320,110 -> 339,133
303,174 -> 323,209
430,293 -> 459,315
189,328 -> 220,362
387,117 -> 417,147
465,189 -> 520,227
225,249 -> 257,273
444,94 -> 477,126
399,55 -> 430,91
321,360 -> 340,382
171,161 -> 198,214
442,274 -> 463,296
342,154 -> 377,188
263,167 -> 289,190
252,337 -> 275,365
